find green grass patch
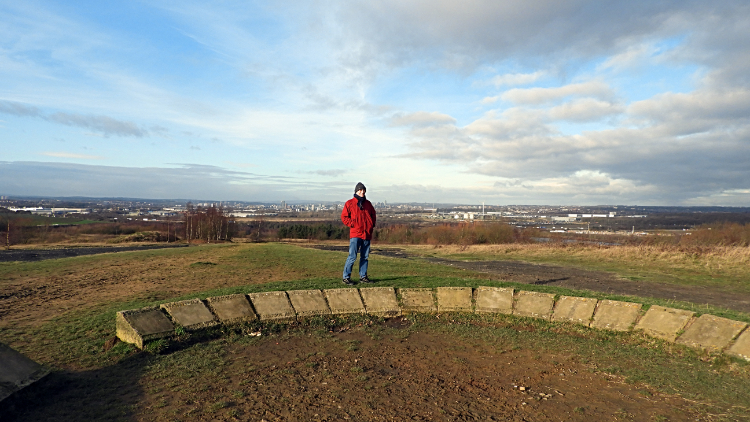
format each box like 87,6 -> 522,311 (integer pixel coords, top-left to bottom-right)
3,241 -> 750,420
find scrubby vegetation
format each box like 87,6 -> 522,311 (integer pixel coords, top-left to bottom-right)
374,222 -> 536,245
277,223 -> 348,240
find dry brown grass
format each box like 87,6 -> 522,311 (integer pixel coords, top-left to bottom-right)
404,243 -> 750,291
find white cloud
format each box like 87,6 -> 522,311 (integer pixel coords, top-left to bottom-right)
3,1 -> 750,205
598,43 -> 657,71
480,96 -> 500,105
390,111 -> 456,127
330,0 -> 722,74
0,100 -> 147,137
491,71 -> 545,87
548,98 -> 624,122
501,81 -> 616,105
47,112 -> 146,137
0,100 -> 41,117
310,169 -> 347,177
40,152 -> 104,160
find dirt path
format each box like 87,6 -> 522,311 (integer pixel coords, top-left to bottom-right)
311,245 -> 750,313
425,257 -> 750,313
0,244 -> 188,263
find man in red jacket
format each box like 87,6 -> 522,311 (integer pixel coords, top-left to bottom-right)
341,182 -> 377,285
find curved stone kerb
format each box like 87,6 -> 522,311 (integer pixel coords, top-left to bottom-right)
114,286 -> 750,361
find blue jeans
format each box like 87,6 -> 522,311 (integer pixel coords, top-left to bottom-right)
343,237 -> 370,279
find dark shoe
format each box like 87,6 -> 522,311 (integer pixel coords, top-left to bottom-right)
343,277 -> 356,286
360,275 -> 374,283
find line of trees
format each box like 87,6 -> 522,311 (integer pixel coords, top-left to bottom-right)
184,203 -> 233,243
373,222 -> 530,245
277,223 -> 348,240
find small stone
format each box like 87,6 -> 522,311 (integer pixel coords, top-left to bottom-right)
519,386 -> 526,391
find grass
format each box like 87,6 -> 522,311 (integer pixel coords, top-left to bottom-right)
3,242 -> 750,369
401,243 -> 750,294
2,241 -> 750,420
10,311 -> 748,420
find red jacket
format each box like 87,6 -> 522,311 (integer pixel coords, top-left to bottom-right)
341,196 -> 377,240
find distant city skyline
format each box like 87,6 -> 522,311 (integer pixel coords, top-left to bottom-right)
2,1 -> 749,206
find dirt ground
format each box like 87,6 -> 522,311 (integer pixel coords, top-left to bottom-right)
0,243 -> 744,421
2,318 -> 709,421
159,326 -> 704,421
423,257 -> 750,314
313,245 -> 750,313
0,244 -> 188,263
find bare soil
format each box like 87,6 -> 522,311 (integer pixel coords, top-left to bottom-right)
1,318 -> 708,421
0,243 -> 744,421
312,245 -> 750,313
425,257 -> 750,313
145,321 -> 708,421
0,244 -> 188,263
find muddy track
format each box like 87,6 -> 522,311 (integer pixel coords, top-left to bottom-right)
0,244 -> 189,263
308,245 -> 750,313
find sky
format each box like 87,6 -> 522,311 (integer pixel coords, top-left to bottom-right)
1,0 -> 749,205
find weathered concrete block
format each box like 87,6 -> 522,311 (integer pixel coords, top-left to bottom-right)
552,296 -> 598,325
324,288 -> 366,315
474,286 -> 514,314
591,300 -> 642,331
514,291 -> 555,319
676,314 -> 747,352
635,306 -> 694,342
727,328 -> 750,361
248,291 -> 295,321
287,289 -> 331,317
399,288 -> 436,313
360,287 -> 401,317
161,298 -> 218,330
206,294 -> 257,324
437,287 -> 473,312
0,342 -> 49,402
116,306 -> 175,348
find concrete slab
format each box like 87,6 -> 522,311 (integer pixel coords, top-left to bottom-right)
676,314 -> 747,352
727,328 -> 750,361
514,291 -> 555,319
0,342 -> 49,402
206,294 -> 257,324
116,306 -> 175,348
437,287 -> 473,312
474,286 -> 514,314
552,296 -> 598,325
635,306 -> 695,342
287,289 -> 331,317
248,291 -> 296,321
324,288 -> 365,315
591,300 -> 642,331
399,288 -> 436,313
360,287 -> 401,317
161,298 -> 218,330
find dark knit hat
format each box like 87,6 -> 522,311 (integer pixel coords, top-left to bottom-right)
354,182 -> 366,193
